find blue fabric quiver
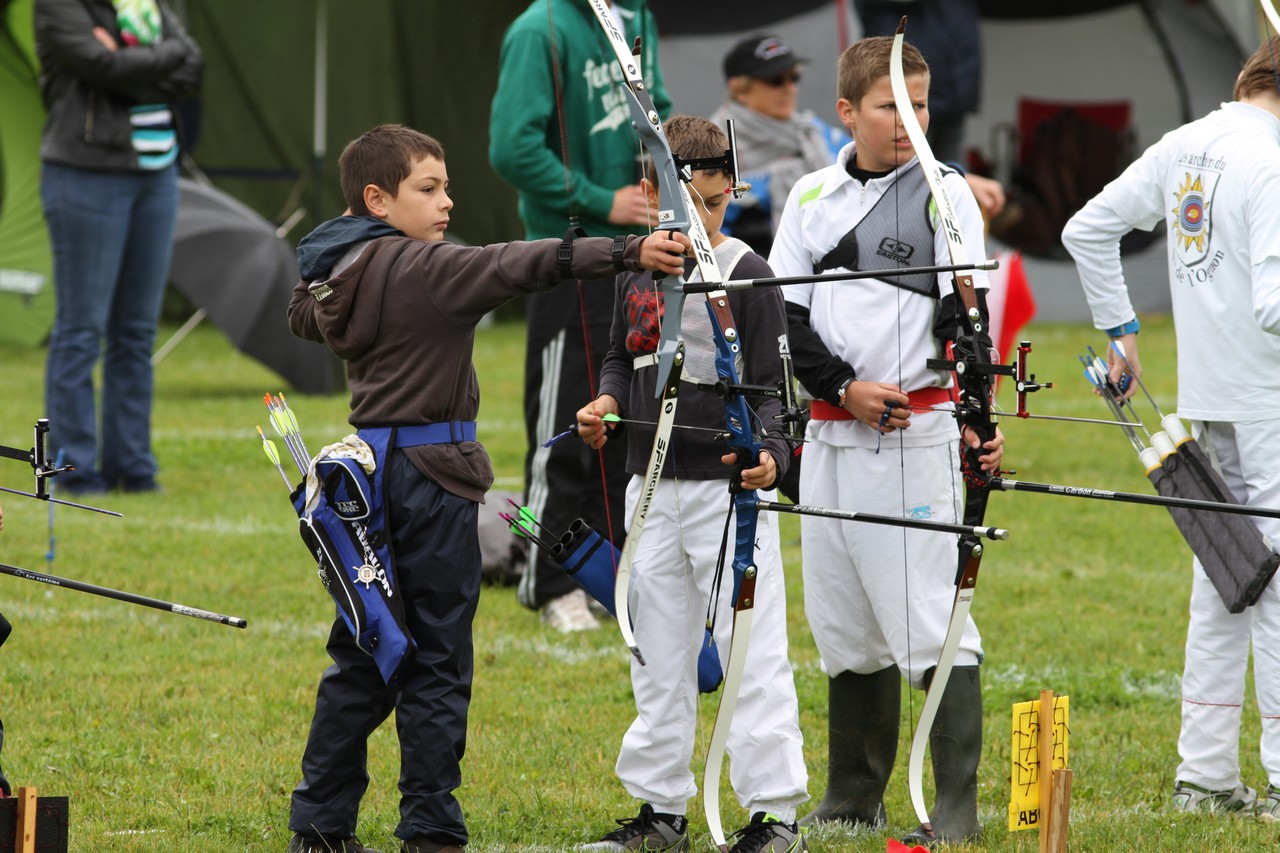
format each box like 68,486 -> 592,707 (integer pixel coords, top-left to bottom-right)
557,519 -> 724,693
292,429 -> 416,688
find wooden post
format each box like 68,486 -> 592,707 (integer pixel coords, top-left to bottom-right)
14,786 -> 36,853
1047,768 -> 1073,853
1038,689 -> 1054,853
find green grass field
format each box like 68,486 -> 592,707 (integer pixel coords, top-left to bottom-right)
0,314 -> 1276,851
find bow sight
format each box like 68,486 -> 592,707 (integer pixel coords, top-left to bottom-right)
0,418 -> 120,516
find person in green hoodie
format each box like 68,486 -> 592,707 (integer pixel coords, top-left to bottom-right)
488,1 -> 670,633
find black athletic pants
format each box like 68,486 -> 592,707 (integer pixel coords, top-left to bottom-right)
289,453 -> 480,846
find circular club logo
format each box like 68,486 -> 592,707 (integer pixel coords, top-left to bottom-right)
1179,193 -> 1204,234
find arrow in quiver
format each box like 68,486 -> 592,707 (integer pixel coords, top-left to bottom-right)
554,519 -> 725,694
506,513 -> 725,693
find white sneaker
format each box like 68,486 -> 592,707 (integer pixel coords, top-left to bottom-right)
1172,780 -> 1257,814
540,589 -> 599,633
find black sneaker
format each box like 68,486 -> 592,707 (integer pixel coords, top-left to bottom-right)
578,803 -> 689,851
287,833 -> 380,853
727,812 -> 806,853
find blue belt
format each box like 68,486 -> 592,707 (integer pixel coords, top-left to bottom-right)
393,421 -> 477,447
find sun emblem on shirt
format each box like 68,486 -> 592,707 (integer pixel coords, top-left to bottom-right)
1171,172 -> 1207,254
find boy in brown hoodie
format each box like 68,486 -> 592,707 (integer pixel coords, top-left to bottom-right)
284,123 -> 688,853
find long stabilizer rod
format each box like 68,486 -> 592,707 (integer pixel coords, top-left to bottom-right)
755,500 -> 1010,540
991,477 -> 1280,519
0,561 -> 247,629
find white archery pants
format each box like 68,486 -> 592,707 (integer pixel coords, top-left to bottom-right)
799,437 -> 983,689
616,477 -> 809,820
1177,419 -> 1280,790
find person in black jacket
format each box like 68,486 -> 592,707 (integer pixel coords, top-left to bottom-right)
35,0 -> 202,494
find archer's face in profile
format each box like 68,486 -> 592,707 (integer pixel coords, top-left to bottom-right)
366,155 -> 454,243
838,72 -> 930,173
687,170 -> 733,241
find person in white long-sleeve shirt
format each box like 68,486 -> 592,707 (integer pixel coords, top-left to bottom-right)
1061,35 -> 1280,819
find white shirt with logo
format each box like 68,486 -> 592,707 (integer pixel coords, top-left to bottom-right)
1062,102 -> 1280,421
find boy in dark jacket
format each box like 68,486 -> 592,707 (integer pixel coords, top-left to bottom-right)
575,116 -> 809,853
285,124 -> 688,853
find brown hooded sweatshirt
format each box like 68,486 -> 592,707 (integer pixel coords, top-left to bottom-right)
289,229 -> 644,502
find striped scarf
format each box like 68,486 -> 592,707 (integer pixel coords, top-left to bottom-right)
113,0 -> 177,169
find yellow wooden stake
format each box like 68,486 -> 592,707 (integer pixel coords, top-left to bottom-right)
1039,689 -> 1054,853
15,785 -> 36,853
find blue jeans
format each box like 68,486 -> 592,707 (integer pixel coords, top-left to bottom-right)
41,162 -> 178,490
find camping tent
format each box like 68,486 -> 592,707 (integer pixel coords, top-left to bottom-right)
0,0 -> 344,390
0,0 -> 52,346
1,0 -> 1266,339
171,0 -> 1260,319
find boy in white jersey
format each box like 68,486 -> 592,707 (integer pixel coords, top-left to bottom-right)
575,115 -> 809,853
769,36 -> 1002,845
1062,35 -> 1280,819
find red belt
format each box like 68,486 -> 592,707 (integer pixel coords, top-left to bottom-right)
810,385 -> 954,421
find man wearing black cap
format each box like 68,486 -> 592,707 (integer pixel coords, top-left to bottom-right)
711,34 -> 847,258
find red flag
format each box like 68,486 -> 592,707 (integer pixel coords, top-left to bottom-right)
985,249 -> 1036,363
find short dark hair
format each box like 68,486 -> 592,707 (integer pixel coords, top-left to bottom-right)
338,124 -> 446,216
837,36 -> 928,106
1235,35 -> 1280,101
643,115 -> 730,184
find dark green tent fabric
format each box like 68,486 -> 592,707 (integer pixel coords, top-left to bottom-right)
0,0 -> 53,346
183,0 -> 530,247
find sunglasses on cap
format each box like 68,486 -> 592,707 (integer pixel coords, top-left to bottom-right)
761,71 -> 802,87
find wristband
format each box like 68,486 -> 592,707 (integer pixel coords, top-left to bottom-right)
611,236 -> 628,272
836,376 -> 855,408
1105,318 -> 1141,337
557,225 -> 587,280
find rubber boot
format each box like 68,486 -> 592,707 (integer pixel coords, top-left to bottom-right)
902,665 -> 983,847
801,665 -> 901,827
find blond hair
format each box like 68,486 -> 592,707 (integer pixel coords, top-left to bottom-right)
837,35 -> 928,105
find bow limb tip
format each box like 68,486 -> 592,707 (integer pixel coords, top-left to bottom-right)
630,645 -> 647,666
